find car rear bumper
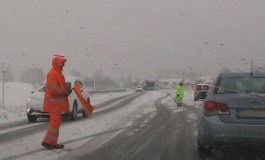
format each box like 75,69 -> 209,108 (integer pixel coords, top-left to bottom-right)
198,116 -> 265,145
195,92 -> 207,99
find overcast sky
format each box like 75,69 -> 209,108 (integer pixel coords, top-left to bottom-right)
1,0 -> 265,81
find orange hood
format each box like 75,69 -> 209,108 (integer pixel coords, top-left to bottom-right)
52,56 -> 67,72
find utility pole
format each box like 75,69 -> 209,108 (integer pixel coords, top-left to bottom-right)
1,61 -> 8,109
250,59 -> 253,76
93,77 -> 96,91
2,71 -> 4,109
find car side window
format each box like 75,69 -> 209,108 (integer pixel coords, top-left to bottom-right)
66,82 -> 72,92
75,80 -> 83,88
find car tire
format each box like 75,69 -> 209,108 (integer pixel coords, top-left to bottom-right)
82,98 -> 91,118
71,102 -> 78,121
197,140 -> 212,157
27,115 -> 37,123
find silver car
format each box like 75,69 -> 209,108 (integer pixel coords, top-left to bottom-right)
197,72 -> 265,156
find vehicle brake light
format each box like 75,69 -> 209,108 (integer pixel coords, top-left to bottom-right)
194,88 -> 198,94
204,101 -> 230,116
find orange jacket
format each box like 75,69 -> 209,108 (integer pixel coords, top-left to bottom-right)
43,56 -> 70,113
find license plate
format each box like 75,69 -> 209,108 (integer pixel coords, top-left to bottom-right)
237,109 -> 265,118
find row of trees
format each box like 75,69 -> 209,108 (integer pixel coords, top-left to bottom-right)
156,69 -> 203,81
0,67 -> 128,90
0,68 -> 45,85
1,67 -> 204,90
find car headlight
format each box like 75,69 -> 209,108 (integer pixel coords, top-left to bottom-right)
26,108 -> 31,114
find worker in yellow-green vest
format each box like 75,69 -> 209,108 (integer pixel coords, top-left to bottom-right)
176,81 -> 184,106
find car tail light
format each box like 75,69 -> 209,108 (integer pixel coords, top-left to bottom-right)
204,101 -> 230,116
194,88 -> 198,94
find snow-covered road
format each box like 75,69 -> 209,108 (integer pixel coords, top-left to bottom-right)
1,89 -> 193,160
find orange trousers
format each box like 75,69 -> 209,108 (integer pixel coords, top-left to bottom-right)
42,112 -> 62,145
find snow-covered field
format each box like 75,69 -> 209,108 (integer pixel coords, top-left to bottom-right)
0,82 -> 34,123
0,82 -> 195,160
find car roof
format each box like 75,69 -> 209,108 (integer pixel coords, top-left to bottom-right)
65,76 -> 84,83
219,72 -> 265,78
196,83 -> 210,86
42,76 -> 84,85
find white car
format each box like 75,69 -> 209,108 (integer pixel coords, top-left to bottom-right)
26,76 -> 90,122
136,85 -> 143,91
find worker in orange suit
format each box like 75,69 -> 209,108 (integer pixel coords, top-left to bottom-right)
41,55 -> 70,150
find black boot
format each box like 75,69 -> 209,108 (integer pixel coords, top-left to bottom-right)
52,144 -> 64,149
41,142 -> 54,150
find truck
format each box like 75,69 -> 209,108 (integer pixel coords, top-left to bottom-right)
143,80 -> 156,90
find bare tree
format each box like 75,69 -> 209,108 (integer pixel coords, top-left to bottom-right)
69,70 -> 85,78
20,68 -> 45,84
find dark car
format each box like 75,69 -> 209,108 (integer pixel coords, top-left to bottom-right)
197,72 -> 265,156
194,83 -> 210,101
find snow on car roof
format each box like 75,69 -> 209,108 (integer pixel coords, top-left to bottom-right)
65,76 -> 84,83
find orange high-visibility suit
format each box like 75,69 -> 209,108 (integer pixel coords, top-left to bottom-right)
42,55 -> 69,149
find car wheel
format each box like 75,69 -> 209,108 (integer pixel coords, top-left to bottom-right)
71,102 -> 78,121
27,115 -> 37,122
197,140 -> 212,157
82,98 -> 91,118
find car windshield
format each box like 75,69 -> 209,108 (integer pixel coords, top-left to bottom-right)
215,77 -> 265,94
1,1 -> 265,160
196,85 -> 209,90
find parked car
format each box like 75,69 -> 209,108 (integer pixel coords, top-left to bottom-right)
197,72 -> 265,156
194,83 -> 210,101
26,76 -> 90,122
